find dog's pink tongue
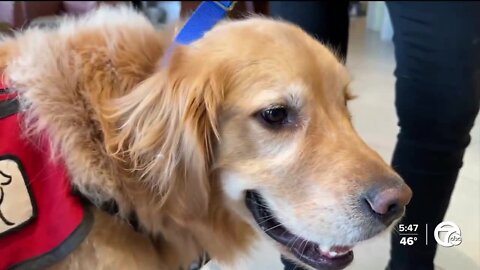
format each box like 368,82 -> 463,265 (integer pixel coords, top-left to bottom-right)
331,246 -> 352,253
319,246 -> 353,258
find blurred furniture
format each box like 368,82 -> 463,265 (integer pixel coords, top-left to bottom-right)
180,1 -> 269,18
0,1 -> 125,29
0,22 -> 13,36
142,2 -> 168,25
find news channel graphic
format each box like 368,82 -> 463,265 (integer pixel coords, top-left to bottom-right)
396,221 -> 462,247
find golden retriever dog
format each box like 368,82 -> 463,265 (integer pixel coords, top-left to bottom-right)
0,6 -> 412,270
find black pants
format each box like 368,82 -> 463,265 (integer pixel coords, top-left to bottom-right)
270,1 -> 350,63
271,2 -> 480,270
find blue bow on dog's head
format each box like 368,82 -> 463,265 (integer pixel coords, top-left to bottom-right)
161,1 -> 236,66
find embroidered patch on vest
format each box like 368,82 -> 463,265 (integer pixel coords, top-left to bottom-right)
0,156 -> 37,236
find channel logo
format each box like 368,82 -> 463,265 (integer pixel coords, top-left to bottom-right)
434,221 -> 462,247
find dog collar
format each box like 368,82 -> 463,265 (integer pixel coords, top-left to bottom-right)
161,1 -> 236,66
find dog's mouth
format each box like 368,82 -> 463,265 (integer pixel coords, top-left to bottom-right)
245,191 -> 354,270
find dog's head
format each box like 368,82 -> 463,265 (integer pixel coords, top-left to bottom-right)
107,17 -> 412,269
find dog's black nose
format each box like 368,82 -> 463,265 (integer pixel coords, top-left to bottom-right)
364,181 -> 412,225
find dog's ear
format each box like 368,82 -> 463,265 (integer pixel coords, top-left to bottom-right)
103,47 -> 224,222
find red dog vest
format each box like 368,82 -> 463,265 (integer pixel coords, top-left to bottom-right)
0,76 -> 92,270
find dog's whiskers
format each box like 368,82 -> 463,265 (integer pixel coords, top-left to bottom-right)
257,214 -> 276,222
301,239 -> 309,260
263,222 -> 286,233
286,235 -> 297,249
246,197 -> 269,208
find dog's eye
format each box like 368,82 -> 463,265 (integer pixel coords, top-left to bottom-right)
258,106 -> 290,128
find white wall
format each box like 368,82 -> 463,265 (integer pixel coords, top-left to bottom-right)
366,1 -> 393,41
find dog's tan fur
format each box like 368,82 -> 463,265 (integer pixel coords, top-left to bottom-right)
0,6 -> 410,270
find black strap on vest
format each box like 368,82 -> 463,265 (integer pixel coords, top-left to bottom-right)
99,199 -> 140,232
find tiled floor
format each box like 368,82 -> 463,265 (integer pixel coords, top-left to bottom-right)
205,17 -> 480,270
